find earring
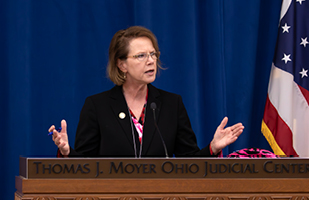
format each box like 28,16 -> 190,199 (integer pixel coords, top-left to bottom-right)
123,72 -> 126,79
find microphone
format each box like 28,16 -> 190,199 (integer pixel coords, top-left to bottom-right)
150,102 -> 169,158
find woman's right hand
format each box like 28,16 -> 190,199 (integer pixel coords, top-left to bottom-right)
49,119 -> 70,156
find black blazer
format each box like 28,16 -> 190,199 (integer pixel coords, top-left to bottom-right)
69,84 -> 213,157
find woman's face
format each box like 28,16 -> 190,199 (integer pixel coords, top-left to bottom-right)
119,37 -> 157,86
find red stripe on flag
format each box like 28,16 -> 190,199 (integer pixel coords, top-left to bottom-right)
263,95 -> 298,156
298,84 -> 309,107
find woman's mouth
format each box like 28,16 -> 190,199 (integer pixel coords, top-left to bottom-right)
145,69 -> 155,74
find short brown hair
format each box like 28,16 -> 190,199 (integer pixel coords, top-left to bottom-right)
107,26 -> 162,86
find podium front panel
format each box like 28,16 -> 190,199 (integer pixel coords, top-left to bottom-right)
15,157 -> 309,200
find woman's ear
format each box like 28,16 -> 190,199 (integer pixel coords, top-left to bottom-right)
117,59 -> 127,73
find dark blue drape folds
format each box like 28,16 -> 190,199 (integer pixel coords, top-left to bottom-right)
0,0 -> 282,199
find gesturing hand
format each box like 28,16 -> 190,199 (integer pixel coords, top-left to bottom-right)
210,117 -> 244,155
49,119 -> 70,156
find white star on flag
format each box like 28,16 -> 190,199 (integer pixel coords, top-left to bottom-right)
282,53 -> 291,63
299,68 -> 308,78
282,23 -> 291,33
296,0 -> 306,4
300,37 -> 308,47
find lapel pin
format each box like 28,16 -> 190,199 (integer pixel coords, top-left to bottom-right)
119,112 -> 126,119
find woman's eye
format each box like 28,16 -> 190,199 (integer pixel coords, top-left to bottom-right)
137,54 -> 146,59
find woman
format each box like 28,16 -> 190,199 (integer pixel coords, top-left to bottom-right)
49,26 -> 244,157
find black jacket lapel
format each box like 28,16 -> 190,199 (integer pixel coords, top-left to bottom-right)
109,85 -> 135,148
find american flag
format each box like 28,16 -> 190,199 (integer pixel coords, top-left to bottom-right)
262,0 -> 309,157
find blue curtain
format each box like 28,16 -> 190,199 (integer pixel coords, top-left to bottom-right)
1,0 -> 282,199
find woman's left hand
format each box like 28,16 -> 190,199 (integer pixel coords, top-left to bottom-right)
211,117 -> 244,155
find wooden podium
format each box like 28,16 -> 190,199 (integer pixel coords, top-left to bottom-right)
15,157 -> 309,200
